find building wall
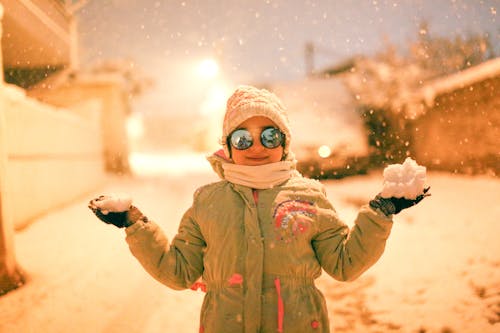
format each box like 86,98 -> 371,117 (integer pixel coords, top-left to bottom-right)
412,76 -> 500,174
29,80 -> 131,174
1,84 -> 106,230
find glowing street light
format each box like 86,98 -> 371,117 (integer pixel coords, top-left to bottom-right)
197,58 -> 219,79
318,145 -> 332,158
127,113 -> 144,139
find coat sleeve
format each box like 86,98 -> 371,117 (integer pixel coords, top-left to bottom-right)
125,205 -> 205,290
311,191 -> 393,282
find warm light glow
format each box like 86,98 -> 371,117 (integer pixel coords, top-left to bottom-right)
126,114 -> 144,139
197,59 -> 219,79
198,83 -> 232,151
129,152 -> 211,176
199,85 -> 230,115
318,145 -> 331,158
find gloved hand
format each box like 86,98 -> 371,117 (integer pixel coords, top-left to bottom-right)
369,187 -> 431,216
88,196 -> 147,228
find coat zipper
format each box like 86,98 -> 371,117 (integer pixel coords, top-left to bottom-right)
254,189 -> 284,332
252,189 -> 259,204
274,277 -> 284,332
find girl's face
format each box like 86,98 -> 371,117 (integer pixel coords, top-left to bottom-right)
230,116 -> 284,166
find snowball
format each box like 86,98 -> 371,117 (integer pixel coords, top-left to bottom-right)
94,194 -> 132,214
381,157 -> 427,199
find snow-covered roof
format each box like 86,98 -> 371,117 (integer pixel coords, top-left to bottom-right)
27,68 -> 130,99
418,57 -> 500,107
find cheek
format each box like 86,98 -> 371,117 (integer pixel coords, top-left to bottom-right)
231,149 -> 246,164
269,147 -> 284,162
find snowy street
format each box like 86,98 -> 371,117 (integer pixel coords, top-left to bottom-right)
1,1 -> 498,332
0,153 -> 499,333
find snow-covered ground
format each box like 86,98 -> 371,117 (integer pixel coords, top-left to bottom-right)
0,153 -> 499,333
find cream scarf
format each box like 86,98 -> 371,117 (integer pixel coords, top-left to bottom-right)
222,161 -> 294,189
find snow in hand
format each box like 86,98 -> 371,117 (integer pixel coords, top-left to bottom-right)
94,194 -> 132,214
381,157 -> 427,199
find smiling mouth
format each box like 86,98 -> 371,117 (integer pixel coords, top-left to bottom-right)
247,156 -> 268,160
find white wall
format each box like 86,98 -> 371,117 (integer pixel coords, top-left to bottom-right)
1,84 -> 106,229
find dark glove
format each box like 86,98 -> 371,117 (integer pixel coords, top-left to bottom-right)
369,187 -> 431,216
88,196 -> 147,228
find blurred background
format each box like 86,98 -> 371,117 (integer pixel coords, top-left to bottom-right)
0,1 -> 499,332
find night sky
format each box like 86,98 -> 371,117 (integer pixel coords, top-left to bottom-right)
77,0 -> 498,115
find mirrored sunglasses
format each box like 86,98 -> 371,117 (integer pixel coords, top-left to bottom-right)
229,127 -> 285,150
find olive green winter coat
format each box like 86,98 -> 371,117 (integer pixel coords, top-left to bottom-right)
125,171 -> 393,333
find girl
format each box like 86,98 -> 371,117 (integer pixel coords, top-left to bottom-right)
89,85 -> 429,333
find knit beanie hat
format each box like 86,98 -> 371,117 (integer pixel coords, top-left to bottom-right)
222,85 -> 292,159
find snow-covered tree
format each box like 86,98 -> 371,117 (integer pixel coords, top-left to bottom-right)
411,21 -> 495,77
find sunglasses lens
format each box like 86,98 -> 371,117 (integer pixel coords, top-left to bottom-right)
230,129 -> 253,150
229,127 -> 284,151
261,127 -> 283,149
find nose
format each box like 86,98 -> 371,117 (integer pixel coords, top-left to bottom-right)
248,137 -> 265,152
246,132 -> 266,152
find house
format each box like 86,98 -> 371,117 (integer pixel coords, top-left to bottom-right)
408,57 -> 500,175
1,0 -> 75,86
1,0 -> 133,230
339,55 -> 499,175
0,0 -> 132,295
